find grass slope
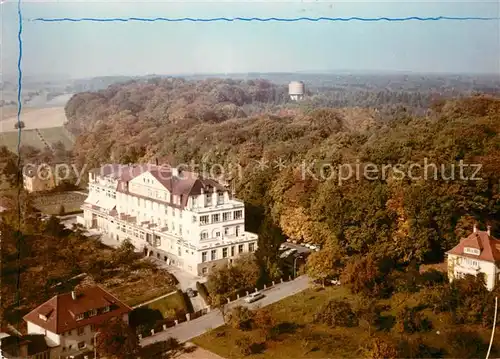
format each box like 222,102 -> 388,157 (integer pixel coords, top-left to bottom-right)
192,286 -> 500,358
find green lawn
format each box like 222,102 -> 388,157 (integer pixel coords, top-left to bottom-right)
145,291 -> 188,315
32,191 -> 86,215
192,286 -> 500,359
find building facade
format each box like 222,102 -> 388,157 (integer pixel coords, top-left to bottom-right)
446,225 -> 499,291
78,164 -> 258,276
23,164 -> 57,193
22,286 -> 131,359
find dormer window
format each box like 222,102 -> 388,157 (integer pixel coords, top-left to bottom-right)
89,309 -> 97,317
75,313 -> 84,321
38,314 -> 48,321
102,306 -> 110,313
464,247 -> 480,255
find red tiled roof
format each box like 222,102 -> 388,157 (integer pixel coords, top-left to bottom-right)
23,286 -> 131,334
447,230 -> 500,262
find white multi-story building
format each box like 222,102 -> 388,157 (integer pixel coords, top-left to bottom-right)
78,164 -> 258,276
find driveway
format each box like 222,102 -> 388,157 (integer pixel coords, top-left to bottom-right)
140,275 -> 310,346
148,257 -> 208,312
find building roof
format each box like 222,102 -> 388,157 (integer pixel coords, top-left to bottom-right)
0,334 -> 50,357
23,286 -> 131,335
92,163 -> 227,209
446,229 -> 500,263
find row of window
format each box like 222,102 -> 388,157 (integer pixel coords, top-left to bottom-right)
201,242 -> 255,262
464,247 -> 481,255
461,257 -> 479,267
75,306 -> 109,321
61,323 -> 96,337
199,210 -> 243,225
200,226 -> 241,240
61,340 -> 88,352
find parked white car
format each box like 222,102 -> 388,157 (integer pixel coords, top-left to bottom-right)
245,292 -> 265,303
330,279 -> 341,286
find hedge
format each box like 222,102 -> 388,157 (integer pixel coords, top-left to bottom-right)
196,281 -> 211,305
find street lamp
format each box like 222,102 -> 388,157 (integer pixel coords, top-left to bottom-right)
293,255 -> 303,278
93,331 -> 99,359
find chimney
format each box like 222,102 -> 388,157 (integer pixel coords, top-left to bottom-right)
71,291 -> 77,300
487,225 -> 491,236
473,224 -> 477,233
155,158 -> 158,166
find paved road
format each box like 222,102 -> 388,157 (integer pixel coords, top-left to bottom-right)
282,242 -> 312,254
140,275 -> 310,346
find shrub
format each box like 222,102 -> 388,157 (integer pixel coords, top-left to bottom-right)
341,255 -> 391,298
14,121 -> 25,129
365,337 -> 399,359
225,305 -> 254,331
314,299 -> 358,328
446,329 -> 488,358
175,289 -> 191,316
196,281 -> 211,305
235,335 -> 253,356
395,306 -> 432,334
398,337 -> 445,358
253,308 -> 276,339
420,269 -> 446,287
354,297 -> 382,333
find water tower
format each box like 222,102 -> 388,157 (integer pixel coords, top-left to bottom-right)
288,81 -> 305,101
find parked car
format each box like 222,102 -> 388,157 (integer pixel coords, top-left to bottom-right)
289,248 -> 298,254
309,245 -> 317,250
186,288 -> 197,297
279,244 -> 287,250
244,292 -> 265,303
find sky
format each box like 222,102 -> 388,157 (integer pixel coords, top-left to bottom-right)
0,0 -> 499,79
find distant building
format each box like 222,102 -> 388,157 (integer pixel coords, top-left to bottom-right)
78,163 -> 258,277
23,164 -> 57,193
446,225 -> 499,290
0,333 -> 51,359
22,285 -> 131,359
288,81 -> 305,101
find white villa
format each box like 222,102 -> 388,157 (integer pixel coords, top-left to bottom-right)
77,163 -> 258,276
21,285 -> 131,359
446,224 -> 499,290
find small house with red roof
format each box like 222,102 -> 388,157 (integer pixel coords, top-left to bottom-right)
446,225 -> 499,290
22,285 -> 131,359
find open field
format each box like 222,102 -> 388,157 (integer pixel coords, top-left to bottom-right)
0,127 -> 73,153
38,127 -> 74,149
192,286 -> 500,359
1,107 -> 38,119
0,107 -> 67,132
32,191 -> 86,215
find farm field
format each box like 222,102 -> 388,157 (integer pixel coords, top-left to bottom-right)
0,107 -> 67,132
0,127 -> 73,153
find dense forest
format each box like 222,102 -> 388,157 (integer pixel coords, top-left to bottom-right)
64,77 -> 500,273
